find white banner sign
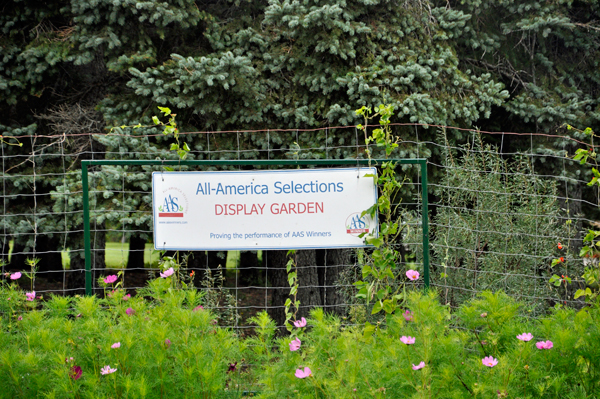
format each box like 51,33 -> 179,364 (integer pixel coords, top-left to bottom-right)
152,168 -> 378,250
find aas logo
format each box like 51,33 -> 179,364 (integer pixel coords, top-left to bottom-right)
345,212 -> 371,236
158,188 -> 188,218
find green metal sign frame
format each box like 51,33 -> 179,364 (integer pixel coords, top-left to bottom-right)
81,159 -> 429,295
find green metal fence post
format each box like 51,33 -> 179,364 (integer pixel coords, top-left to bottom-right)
420,160 -> 430,290
82,161 -> 92,295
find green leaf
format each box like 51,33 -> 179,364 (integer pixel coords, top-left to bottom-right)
363,322 -> 376,341
583,231 -> 597,243
366,236 -> 382,247
574,288 -> 591,299
287,272 -> 297,285
580,246 -> 592,257
361,203 -> 377,219
371,301 -> 383,315
152,116 -> 160,125
549,274 -> 562,287
157,106 -> 171,116
286,258 -> 294,273
382,299 -> 395,314
361,265 -> 372,278
355,290 -> 367,299
574,148 -> 589,165
382,268 -> 395,280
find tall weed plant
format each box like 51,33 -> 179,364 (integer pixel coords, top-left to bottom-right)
415,132 -> 577,312
2,264 -> 600,398
0,276 -> 244,399
254,290 -> 600,399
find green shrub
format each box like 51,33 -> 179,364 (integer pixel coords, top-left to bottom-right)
2,276 -> 600,398
0,283 -> 244,398
254,291 -> 600,399
417,134 -> 577,312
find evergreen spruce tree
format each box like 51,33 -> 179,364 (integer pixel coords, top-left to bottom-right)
1,0 -> 596,311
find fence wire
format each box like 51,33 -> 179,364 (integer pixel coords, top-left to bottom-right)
0,125 -> 593,326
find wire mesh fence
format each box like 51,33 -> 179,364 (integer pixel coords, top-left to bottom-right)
0,124 -> 593,327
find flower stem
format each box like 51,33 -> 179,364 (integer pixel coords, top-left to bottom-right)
113,373 -> 119,399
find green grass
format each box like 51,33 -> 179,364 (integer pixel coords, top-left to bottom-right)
101,245 -> 243,269
104,242 -> 160,269
226,250 -> 240,269
58,242 -> 160,269
9,241 -> 253,270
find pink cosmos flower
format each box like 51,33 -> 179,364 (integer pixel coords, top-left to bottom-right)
193,305 -> 204,312
126,307 -> 135,316
295,367 -> 312,378
104,275 -> 118,284
400,336 -> 416,345
406,270 -> 420,281
123,294 -> 130,301
289,338 -> 301,351
25,291 -> 36,301
517,333 -> 533,342
160,267 -> 174,278
100,365 -> 117,375
536,340 -> 553,350
403,310 -> 413,322
412,361 -> 425,370
10,272 -> 21,280
70,365 -> 82,380
482,356 -> 498,367
111,342 -> 121,349
165,339 -> 171,348
293,317 -> 307,328
17,316 -> 22,321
